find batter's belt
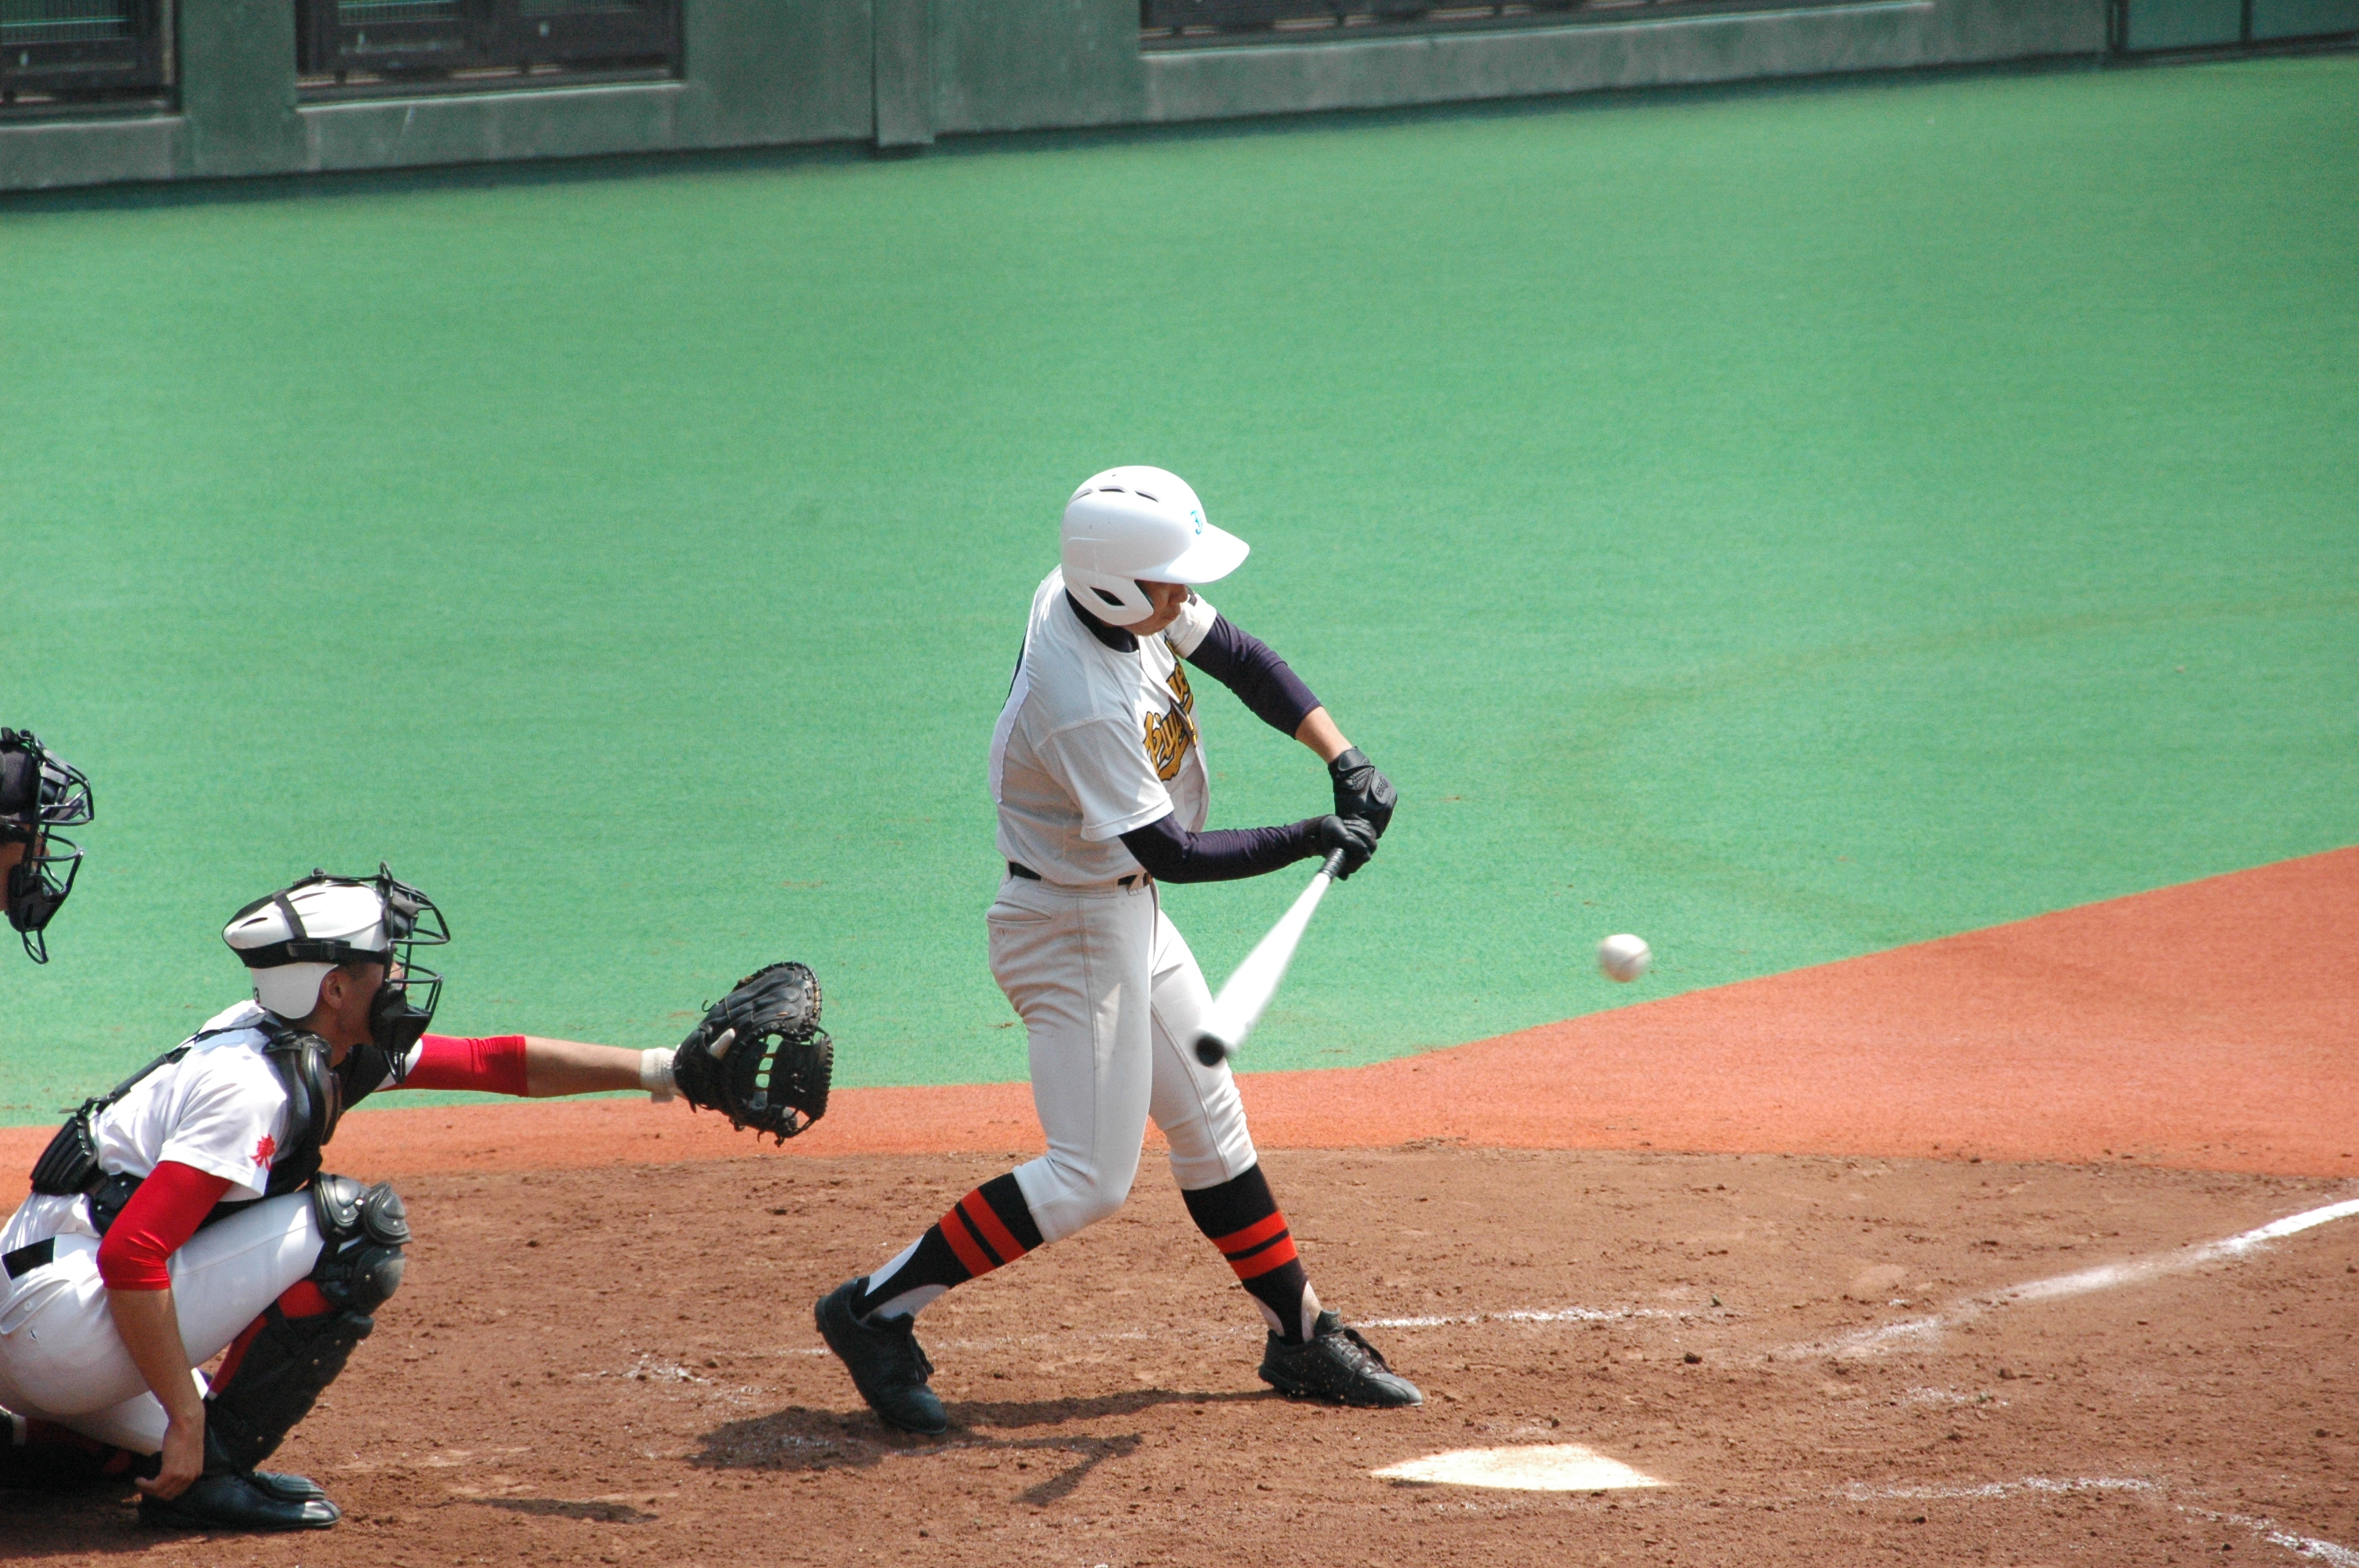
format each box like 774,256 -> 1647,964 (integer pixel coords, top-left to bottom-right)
1007,862 -> 1153,892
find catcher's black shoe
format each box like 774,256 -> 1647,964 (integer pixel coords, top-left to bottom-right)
138,1471 -> 340,1531
1259,1311 -> 1423,1408
118,1450 -> 321,1501
816,1279 -> 949,1435
249,1468 -> 329,1503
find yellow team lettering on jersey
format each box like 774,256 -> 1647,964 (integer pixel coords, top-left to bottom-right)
1143,664 -> 1199,782
1165,662 -> 1195,715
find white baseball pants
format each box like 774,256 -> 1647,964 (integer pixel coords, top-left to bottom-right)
988,873 -> 1259,1245
0,1194 -> 322,1453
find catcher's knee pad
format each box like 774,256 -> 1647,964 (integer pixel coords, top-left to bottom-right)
308,1174 -> 409,1317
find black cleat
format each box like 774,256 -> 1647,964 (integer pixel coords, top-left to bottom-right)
1259,1310 -> 1423,1408
138,1470 -> 340,1531
816,1278 -> 949,1435
249,1468 -> 328,1503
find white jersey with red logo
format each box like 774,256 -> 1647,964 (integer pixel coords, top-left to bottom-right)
0,1001 -> 418,1257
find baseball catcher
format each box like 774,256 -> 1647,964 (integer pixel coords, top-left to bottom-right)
0,865 -> 827,1531
1,727 -> 95,964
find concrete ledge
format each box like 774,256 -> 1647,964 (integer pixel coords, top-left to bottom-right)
1142,0 -> 1941,122
0,115 -> 181,191
300,80 -> 687,174
0,0 -> 2117,193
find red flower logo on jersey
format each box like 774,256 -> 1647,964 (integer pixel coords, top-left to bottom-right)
254,1134 -> 277,1168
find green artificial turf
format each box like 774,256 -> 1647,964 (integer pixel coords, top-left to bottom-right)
2,56 -> 2354,1123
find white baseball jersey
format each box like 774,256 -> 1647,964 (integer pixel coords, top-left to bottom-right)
990,569 -> 1221,885
0,1001 -> 412,1258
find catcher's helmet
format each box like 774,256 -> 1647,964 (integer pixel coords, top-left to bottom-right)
1,728 -> 95,964
1060,466 -> 1249,627
224,866 -> 448,1061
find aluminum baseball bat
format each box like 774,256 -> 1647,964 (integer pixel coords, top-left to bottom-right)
1193,848 -> 1347,1067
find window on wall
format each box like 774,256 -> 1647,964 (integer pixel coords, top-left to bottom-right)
1142,0 -> 1852,47
0,0 -> 172,112
296,0 -> 679,97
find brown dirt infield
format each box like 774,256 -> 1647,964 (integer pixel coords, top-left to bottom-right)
4,1150 -> 2354,1566
3,849 -> 2354,1564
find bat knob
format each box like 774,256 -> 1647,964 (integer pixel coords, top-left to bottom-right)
1193,1032 -> 1231,1068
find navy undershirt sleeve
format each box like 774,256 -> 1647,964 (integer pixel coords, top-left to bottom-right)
1120,814 -> 1317,884
1183,615 -> 1321,739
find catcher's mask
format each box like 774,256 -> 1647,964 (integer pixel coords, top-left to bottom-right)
224,864 -> 449,1073
1,729 -> 95,965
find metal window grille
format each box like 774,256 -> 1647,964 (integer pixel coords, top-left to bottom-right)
295,0 -> 677,83
1142,0 -> 1856,45
2109,0 -> 2359,52
0,0 -> 169,100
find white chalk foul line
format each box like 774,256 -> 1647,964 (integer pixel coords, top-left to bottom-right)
1798,1196 -> 2359,1359
729,1197 -> 2357,1367
1843,1475 -> 2157,1502
2203,1515 -> 2359,1568
1837,1481 -> 2359,1566
1362,1306 -> 1682,1330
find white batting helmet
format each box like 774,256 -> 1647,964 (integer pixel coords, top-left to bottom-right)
1060,466 -> 1249,627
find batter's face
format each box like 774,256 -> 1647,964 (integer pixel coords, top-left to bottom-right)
1130,580 -> 1192,637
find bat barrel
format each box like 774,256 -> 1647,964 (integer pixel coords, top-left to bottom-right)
1190,865 -> 1339,1069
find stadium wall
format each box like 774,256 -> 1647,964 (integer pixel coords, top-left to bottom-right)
0,0 -> 2109,192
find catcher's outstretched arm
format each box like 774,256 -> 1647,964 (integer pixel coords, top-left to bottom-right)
518,1036 -> 662,1098
398,1033 -> 670,1100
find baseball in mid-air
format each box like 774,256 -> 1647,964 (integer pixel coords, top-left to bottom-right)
1597,933 -> 1652,982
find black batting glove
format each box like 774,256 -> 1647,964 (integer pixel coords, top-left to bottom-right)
1328,747 -> 1396,840
1306,814 -> 1379,880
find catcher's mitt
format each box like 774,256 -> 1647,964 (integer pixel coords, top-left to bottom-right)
672,962 -> 832,1142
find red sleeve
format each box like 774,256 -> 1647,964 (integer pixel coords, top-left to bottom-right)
400,1033 -> 529,1097
96,1162 -> 233,1291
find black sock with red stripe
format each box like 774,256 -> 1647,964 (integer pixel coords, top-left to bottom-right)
1182,1163 -> 1320,1344
850,1173 -> 1043,1323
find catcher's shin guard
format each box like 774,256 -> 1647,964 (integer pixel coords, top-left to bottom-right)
202,1298 -> 373,1473
203,1176 -> 408,1474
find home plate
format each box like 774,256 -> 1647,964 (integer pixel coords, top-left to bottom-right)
1372,1444 -> 1667,1492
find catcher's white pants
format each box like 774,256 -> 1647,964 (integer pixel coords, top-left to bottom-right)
989,873 -> 1259,1246
0,1193 -> 322,1453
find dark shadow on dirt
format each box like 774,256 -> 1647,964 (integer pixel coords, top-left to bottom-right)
462,1496 -> 657,1523
694,1388 -> 1268,1501
0,1489 -> 147,1559
948,1386 -> 1267,1430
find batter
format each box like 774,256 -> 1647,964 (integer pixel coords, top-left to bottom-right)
817,466 -> 1417,1433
